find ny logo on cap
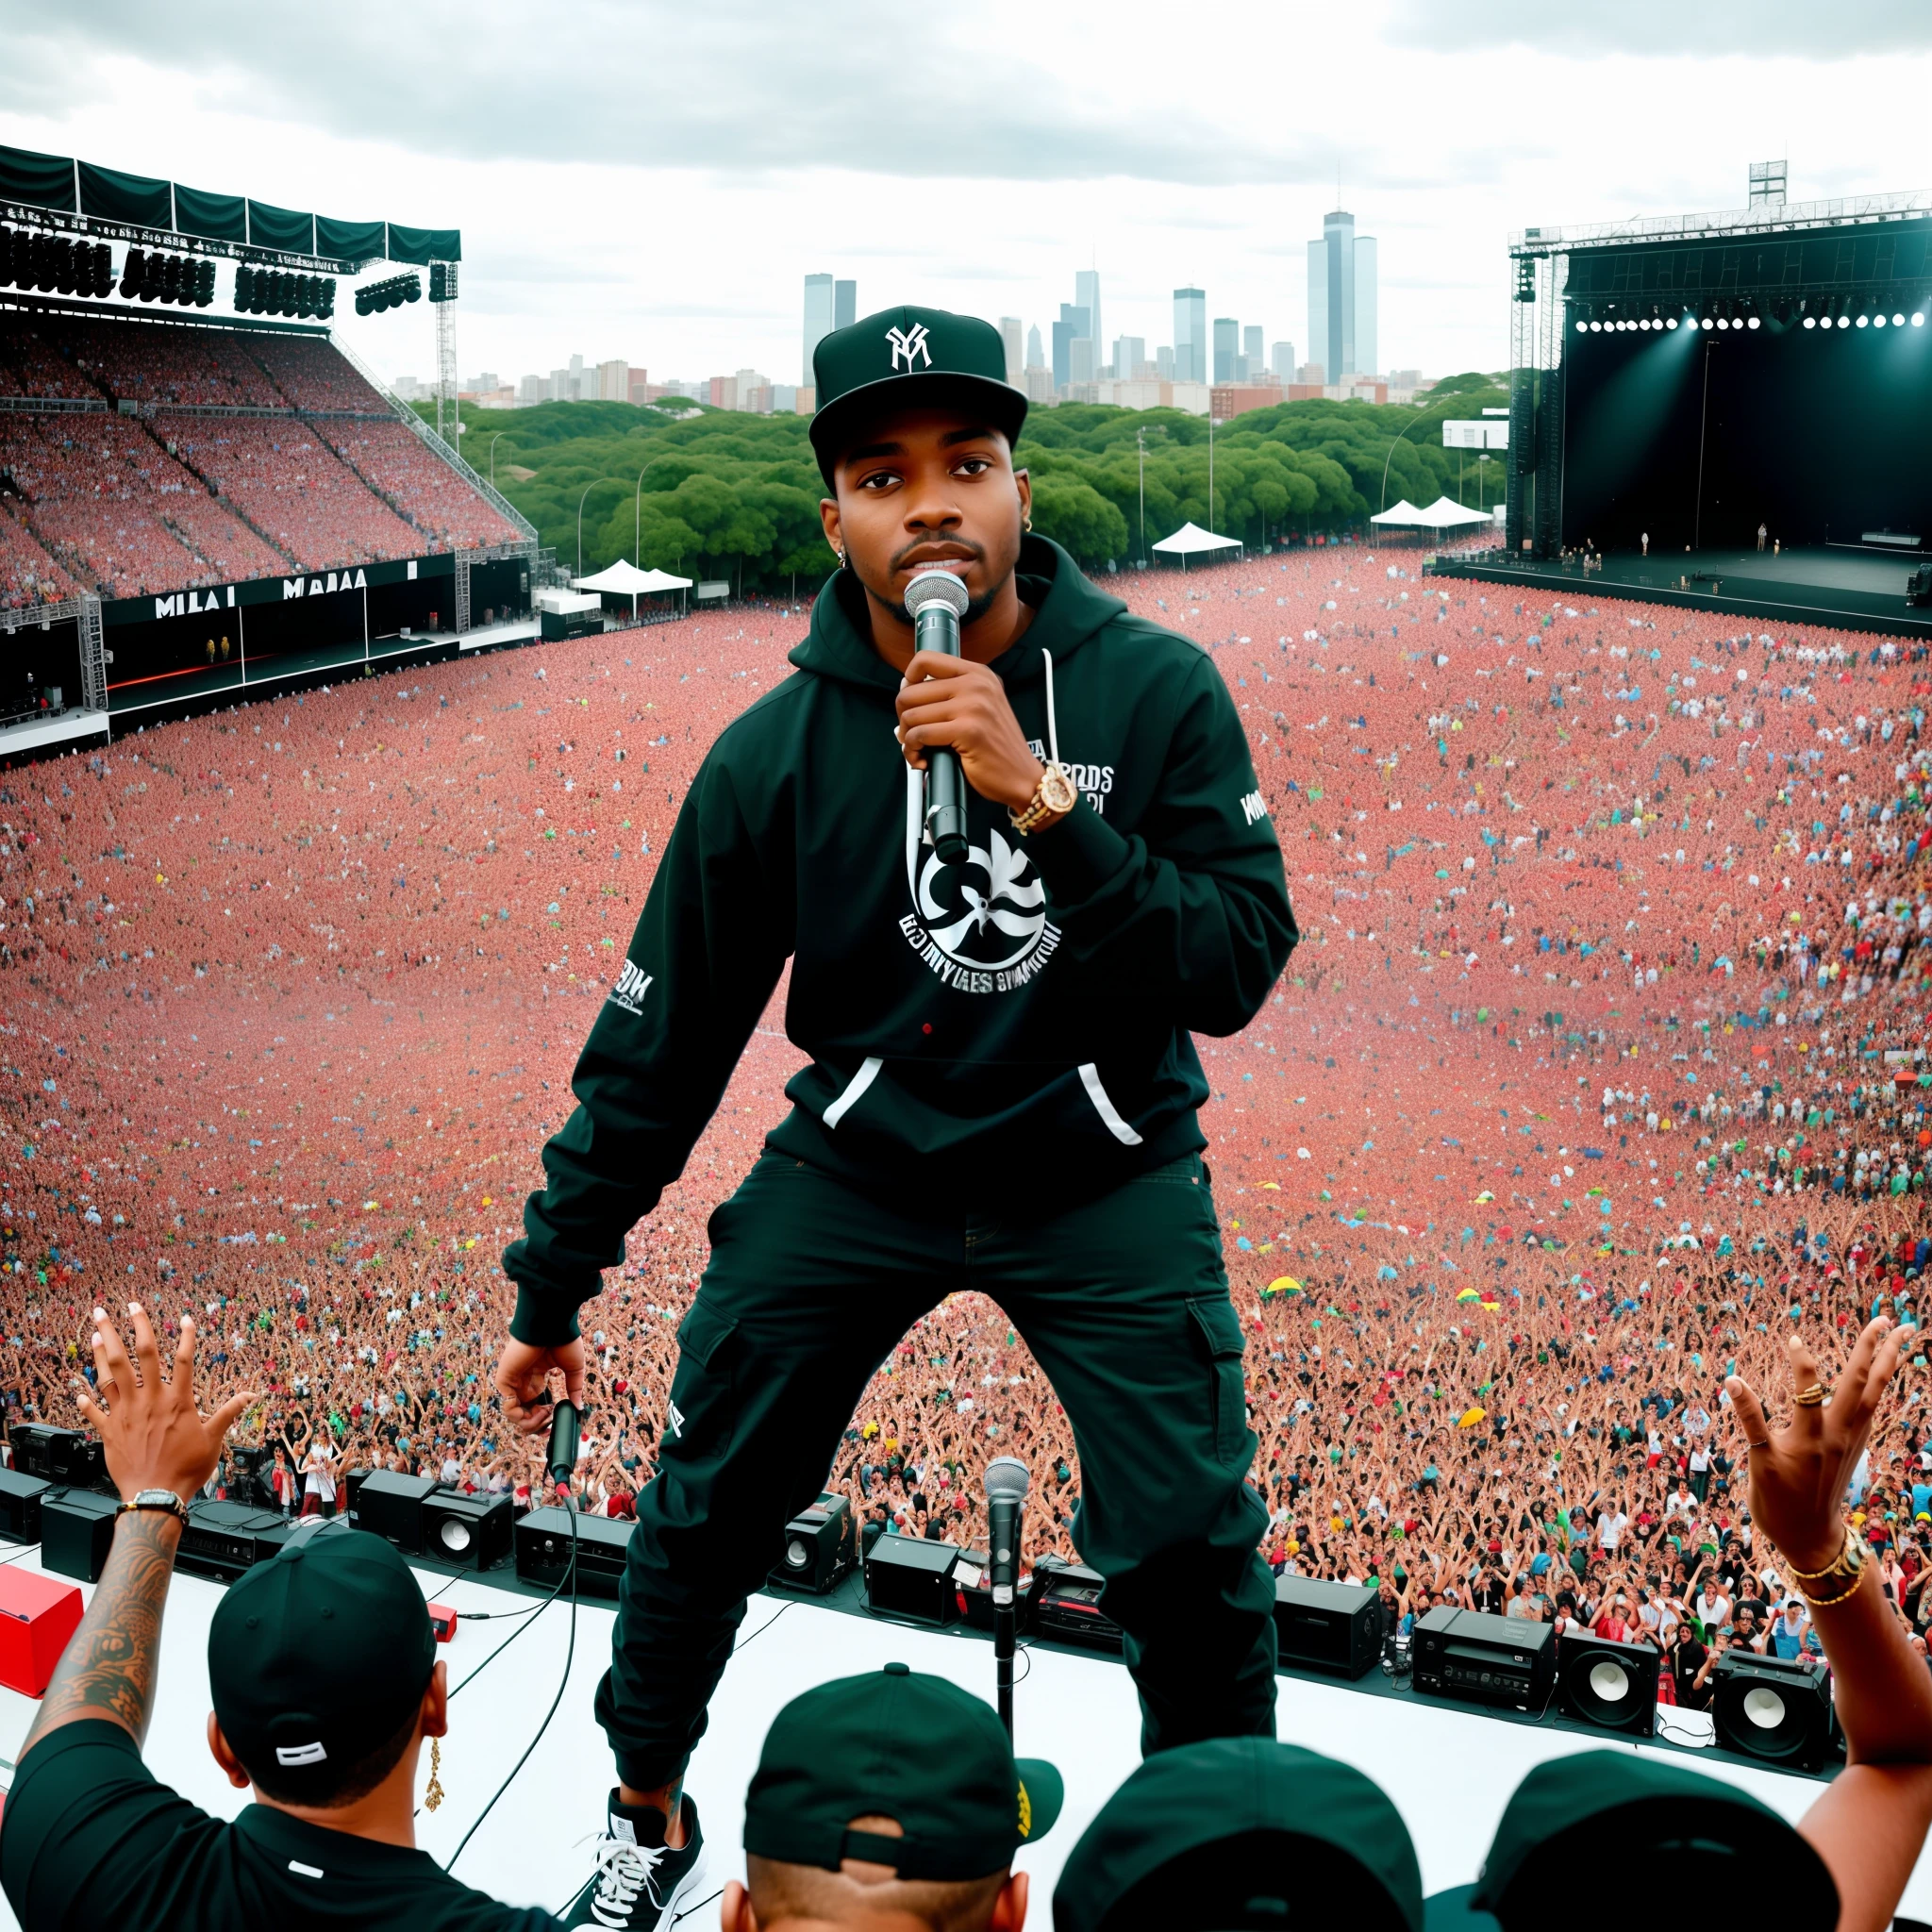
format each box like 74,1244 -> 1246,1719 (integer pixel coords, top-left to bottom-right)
275,1740 -> 329,1766
886,324 -> 932,371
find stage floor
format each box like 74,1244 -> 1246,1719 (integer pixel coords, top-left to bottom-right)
0,1548 -> 1926,1925
1431,542 -> 1932,640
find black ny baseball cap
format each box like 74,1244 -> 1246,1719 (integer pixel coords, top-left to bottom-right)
1424,1752 -> 1838,1929
809,305 -> 1027,487
208,1524 -> 436,1796
743,1663 -> 1062,1882
1053,1738 -> 1424,1932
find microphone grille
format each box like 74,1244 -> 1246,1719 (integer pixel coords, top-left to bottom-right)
904,568 -> 970,622
984,1456 -> 1031,1503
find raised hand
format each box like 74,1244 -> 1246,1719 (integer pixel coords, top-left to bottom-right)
1725,1319 -> 1907,1574
76,1304 -> 256,1504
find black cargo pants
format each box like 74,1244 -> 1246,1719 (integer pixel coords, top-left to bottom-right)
594,1149 -> 1278,1788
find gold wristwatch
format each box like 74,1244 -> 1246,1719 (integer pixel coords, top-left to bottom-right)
1785,1528 -> 1868,1607
1010,762 -> 1078,836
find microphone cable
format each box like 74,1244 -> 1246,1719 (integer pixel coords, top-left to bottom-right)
443,1405 -> 583,1874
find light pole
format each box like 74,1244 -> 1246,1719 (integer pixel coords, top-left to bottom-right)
1137,425 -> 1147,566
577,481 -> 598,580
1208,408 -> 1216,536
489,431 -> 505,489
635,457 -> 674,566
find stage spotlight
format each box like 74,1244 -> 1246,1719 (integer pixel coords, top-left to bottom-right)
1916,313 -> 1926,327
1716,316 -> 1729,330
1803,315 -> 1816,329
1589,320 -> 1601,331
1574,319 -> 1587,333
1875,313 -> 1889,328
1839,314 -> 1851,328
1701,317 -> 1714,330
1666,316 -> 1679,329
1746,314 -> 1760,328
1857,313 -> 1870,327
1894,312 -> 1907,326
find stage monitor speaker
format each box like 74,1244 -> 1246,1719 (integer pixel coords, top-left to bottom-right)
422,1489 -> 513,1572
1032,1556 -> 1124,1655
1273,1574 -> 1385,1679
1556,1630 -> 1658,1736
770,1491 -> 855,1594
1712,1650 -> 1833,1772
42,1488 -> 120,1584
0,1568 -> 82,1697
1412,1606 -> 1555,1714
340,1466 -> 375,1522
354,1471 -> 440,1556
177,1499 -> 288,1582
514,1503 -> 634,1599
863,1534 -> 960,1626
0,1469 -> 51,1544
13,1424 -> 107,1491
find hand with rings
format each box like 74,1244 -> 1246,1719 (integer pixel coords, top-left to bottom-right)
1725,1320 -> 1906,1576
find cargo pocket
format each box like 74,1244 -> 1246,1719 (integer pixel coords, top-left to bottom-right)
1189,1294 -> 1250,1462
665,1295 -> 740,1462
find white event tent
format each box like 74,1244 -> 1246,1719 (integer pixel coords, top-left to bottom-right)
572,559 -> 692,619
1150,521 -> 1243,569
1371,497 -> 1491,533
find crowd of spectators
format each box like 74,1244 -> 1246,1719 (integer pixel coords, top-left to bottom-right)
0,505 -> 79,609
5,558 -> 1932,1698
0,318 -> 98,403
51,316 -> 284,410
247,334 -> 390,414
337,420 -> 525,551
167,418 -> 424,573
0,309 -> 520,594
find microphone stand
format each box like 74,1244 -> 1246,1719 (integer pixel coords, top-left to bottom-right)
995,1591 -> 1017,1740
984,1457 -> 1028,1742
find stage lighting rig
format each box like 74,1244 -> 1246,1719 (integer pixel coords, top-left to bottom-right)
355,272 -> 422,316
428,261 -> 458,303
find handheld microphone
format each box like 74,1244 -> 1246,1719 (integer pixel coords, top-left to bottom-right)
546,1398 -> 581,1495
984,1456 -> 1030,1608
904,569 -> 972,865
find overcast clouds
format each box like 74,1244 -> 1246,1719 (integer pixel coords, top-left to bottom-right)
4,2 -> 1929,391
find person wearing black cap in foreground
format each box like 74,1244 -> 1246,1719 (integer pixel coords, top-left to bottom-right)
724,1662 -> 1058,1932
0,1304 -> 559,1932
493,303 -> 1295,1927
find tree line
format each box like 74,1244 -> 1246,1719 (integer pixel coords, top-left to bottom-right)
431,371 -> 1507,591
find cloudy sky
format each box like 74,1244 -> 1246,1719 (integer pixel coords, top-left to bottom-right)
5,1 -> 1931,393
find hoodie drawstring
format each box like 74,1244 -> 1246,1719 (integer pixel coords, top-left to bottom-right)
1042,649 -> 1059,767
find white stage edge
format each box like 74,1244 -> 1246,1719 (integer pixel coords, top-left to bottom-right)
0,709 -> 111,758
458,617 -> 541,653
0,1550 -> 1924,1927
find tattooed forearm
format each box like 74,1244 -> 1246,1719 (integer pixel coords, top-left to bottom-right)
22,1512 -> 180,1757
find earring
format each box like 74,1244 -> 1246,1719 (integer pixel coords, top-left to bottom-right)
835,547 -> 846,569
1023,517 -> 1033,533
425,1738 -> 444,1812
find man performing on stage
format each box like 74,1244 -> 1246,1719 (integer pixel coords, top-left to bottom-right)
495,306 -> 1298,1929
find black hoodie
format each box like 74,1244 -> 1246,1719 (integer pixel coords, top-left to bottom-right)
504,537 -> 1296,1343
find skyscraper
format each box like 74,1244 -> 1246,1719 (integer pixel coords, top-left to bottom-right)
999,317 -> 1023,384
804,274 -> 835,384
1243,325 -> 1263,379
1173,287 -> 1206,385
1271,340 -> 1296,379
1113,335 -> 1146,378
834,279 -> 857,330
1054,303 -> 1091,393
1027,324 -> 1044,370
1307,208 -> 1377,382
1212,317 -> 1239,384
1353,237 -> 1377,381
1074,269 -> 1102,370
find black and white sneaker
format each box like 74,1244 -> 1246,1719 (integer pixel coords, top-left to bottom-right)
558,1791 -> 708,1929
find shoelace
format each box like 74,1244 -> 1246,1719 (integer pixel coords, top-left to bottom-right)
585,1837 -> 668,1928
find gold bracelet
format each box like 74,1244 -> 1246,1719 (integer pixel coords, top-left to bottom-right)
1780,1529 -> 1850,1580
1795,1561 -> 1867,1610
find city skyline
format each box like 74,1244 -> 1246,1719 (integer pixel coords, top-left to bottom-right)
37,8 -> 1923,393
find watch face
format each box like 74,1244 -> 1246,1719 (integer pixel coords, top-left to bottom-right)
1041,765 -> 1078,812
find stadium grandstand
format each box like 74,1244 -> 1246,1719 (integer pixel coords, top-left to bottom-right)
0,139 -> 541,757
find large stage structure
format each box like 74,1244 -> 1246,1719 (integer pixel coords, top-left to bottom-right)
0,142 -> 547,754
1444,178 -> 1932,633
